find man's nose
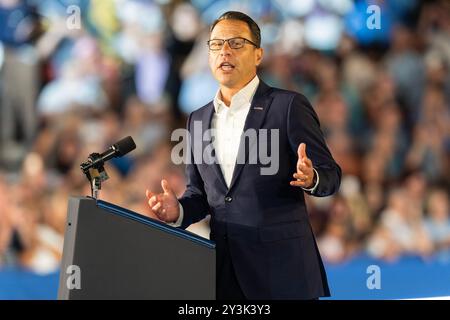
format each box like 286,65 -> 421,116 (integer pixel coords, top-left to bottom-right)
219,41 -> 232,56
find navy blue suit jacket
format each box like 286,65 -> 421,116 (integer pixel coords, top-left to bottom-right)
178,80 -> 341,299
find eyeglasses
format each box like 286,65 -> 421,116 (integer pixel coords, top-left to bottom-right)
207,37 -> 259,51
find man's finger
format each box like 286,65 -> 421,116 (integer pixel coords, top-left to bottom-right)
152,202 -> 162,212
297,143 -> 307,160
290,180 -> 308,187
293,173 -> 309,181
146,189 -> 154,199
297,158 -> 306,171
297,161 -> 312,172
148,195 -> 159,207
161,179 -> 173,195
304,157 -> 313,167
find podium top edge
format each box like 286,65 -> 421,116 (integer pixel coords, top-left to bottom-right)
72,197 -> 215,249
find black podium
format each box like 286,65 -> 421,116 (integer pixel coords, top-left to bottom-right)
58,197 -> 215,300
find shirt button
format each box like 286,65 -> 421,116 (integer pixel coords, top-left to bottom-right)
225,196 -> 233,203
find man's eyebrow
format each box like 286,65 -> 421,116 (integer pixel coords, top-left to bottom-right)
210,36 -> 246,39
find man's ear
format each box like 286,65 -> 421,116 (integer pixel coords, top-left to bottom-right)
255,47 -> 264,67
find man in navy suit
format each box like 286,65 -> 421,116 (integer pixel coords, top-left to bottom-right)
146,11 -> 341,300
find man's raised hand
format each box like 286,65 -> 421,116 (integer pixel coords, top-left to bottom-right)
146,179 -> 180,223
290,143 -> 315,189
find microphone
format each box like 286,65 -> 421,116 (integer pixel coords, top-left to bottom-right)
80,136 -> 136,172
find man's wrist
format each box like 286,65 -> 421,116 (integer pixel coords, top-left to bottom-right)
307,170 -> 317,189
166,202 -> 183,227
302,168 -> 319,193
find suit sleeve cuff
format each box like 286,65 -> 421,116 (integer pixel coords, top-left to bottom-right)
301,168 -> 320,194
166,202 -> 184,227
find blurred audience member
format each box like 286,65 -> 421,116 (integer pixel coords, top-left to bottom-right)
424,188 -> 450,252
367,187 -> 433,261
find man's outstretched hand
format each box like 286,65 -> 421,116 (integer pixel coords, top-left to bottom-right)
146,179 -> 180,223
290,143 -> 315,189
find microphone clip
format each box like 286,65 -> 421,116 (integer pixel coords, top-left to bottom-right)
79,136 -> 135,200
80,152 -> 110,200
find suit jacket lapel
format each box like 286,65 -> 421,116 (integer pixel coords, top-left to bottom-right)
200,102 -> 228,190
228,81 -> 273,192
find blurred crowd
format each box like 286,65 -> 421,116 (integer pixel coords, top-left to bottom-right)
0,0 -> 449,275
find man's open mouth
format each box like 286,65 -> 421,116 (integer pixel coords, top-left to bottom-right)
219,62 -> 235,71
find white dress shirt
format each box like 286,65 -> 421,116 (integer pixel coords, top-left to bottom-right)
212,74 -> 260,187
171,75 -> 319,226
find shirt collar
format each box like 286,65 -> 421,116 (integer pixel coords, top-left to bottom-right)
213,75 -> 260,113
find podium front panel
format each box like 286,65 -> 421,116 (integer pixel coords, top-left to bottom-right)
58,197 -> 215,300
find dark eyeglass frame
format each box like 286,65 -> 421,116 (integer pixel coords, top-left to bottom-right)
207,37 -> 259,51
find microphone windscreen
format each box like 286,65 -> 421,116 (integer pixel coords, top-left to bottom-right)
113,136 -> 136,156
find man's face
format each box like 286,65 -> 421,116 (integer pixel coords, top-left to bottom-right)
208,19 -> 263,90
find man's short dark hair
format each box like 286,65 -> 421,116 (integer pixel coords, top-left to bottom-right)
210,11 -> 261,48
